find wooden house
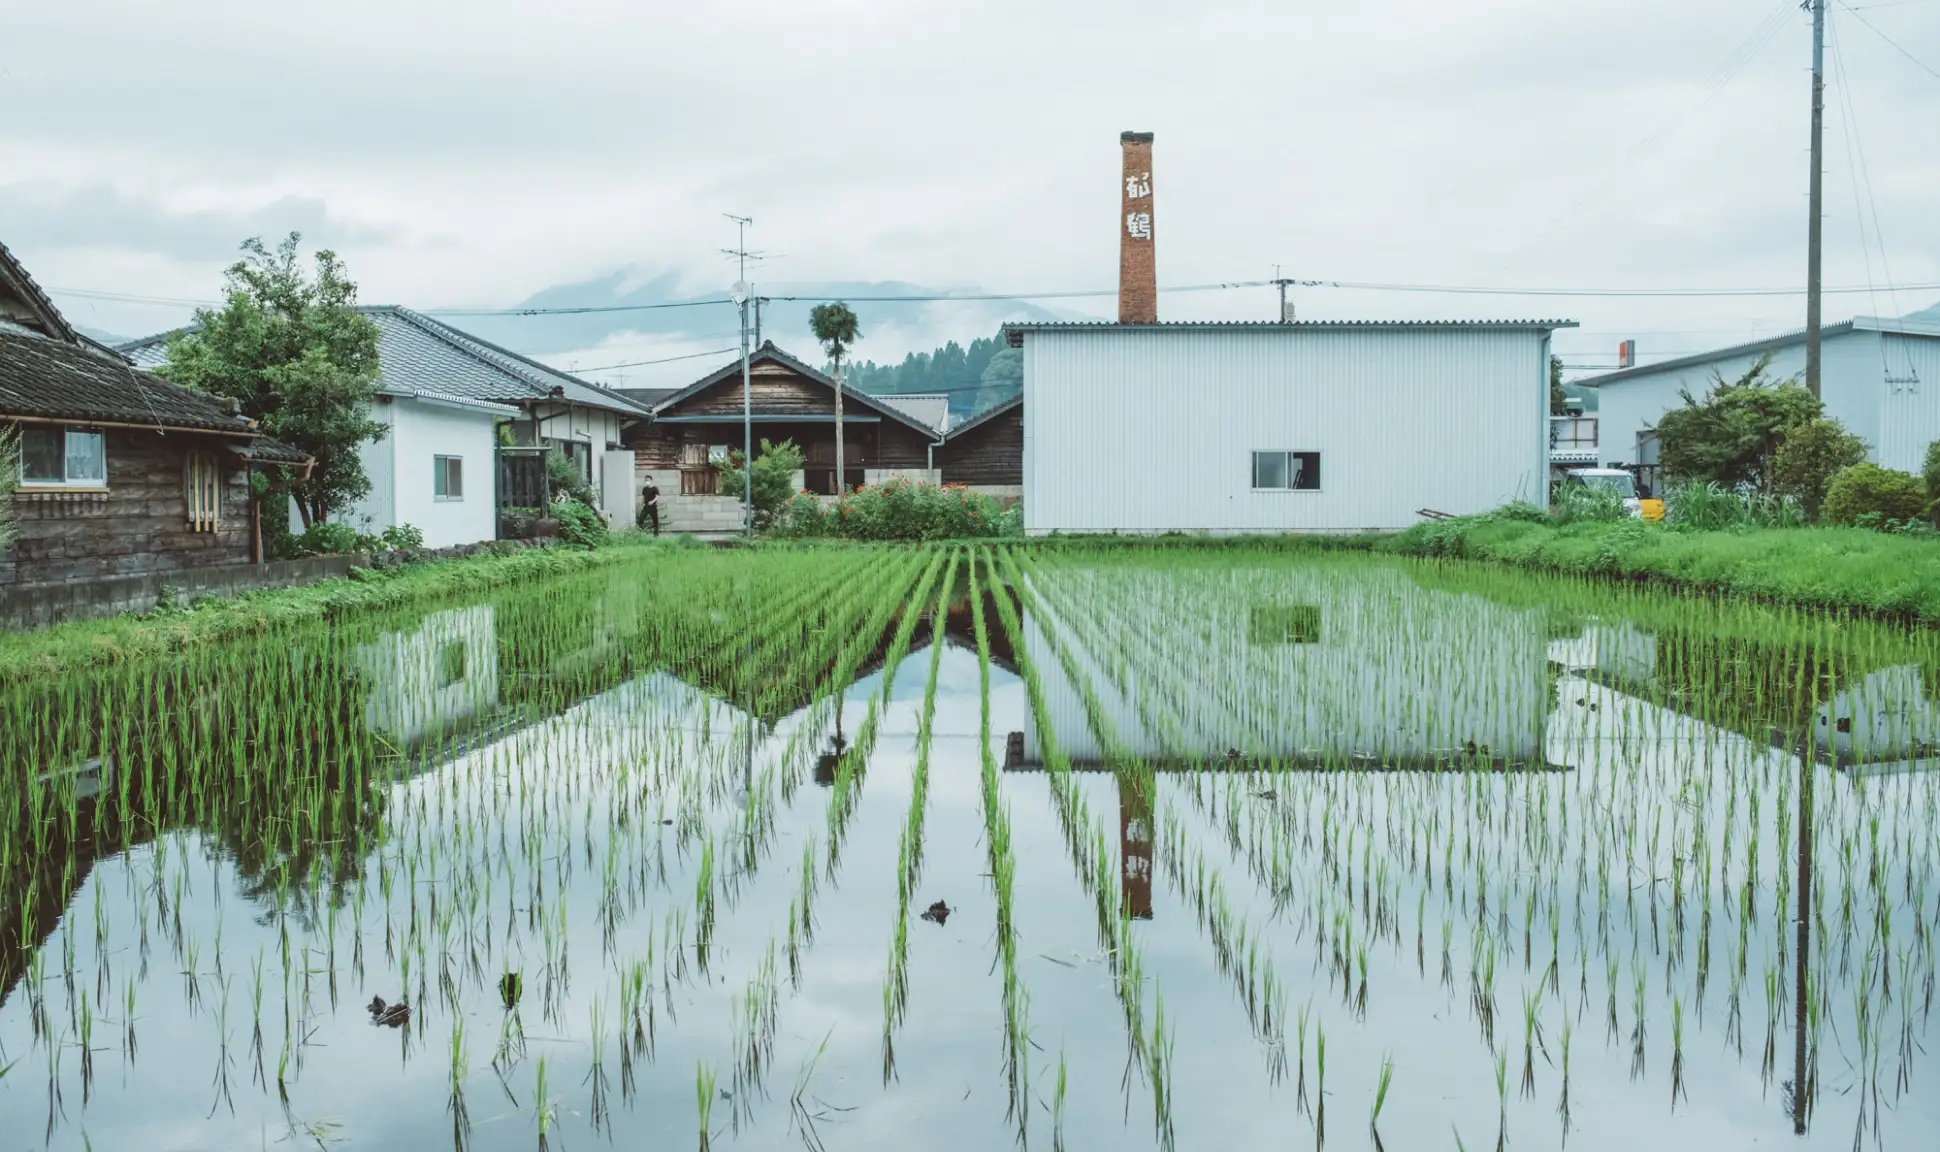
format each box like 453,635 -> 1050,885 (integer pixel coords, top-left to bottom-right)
625,342 -> 946,532
0,241 -> 311,587
936,394 -> 1022,498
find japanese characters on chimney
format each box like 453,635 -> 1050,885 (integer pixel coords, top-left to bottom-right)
1118,131 -> 1157,324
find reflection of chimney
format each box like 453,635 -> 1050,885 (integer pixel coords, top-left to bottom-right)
1119,131 -> 1157,324
1119,777 -> 1154,920
1617,339 -> 1636,369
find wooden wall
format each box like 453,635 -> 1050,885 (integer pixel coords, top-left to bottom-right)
939,404 -> 1023,486
1,428 -> 253,587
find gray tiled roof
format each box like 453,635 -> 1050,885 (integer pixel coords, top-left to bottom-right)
872,393 -> 950,435
1,323 -> 309,463
654,342 -> 945,439
121,306 -> 654,419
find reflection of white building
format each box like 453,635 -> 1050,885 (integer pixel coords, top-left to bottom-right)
1549,620 -> 1658,685
358,605 -> 500,750
1023,566 -> 1553,766
1814,664 -> 1940,772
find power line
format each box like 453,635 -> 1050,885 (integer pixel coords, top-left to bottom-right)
1839,1 -> 1940,79
571,347 -> 739,373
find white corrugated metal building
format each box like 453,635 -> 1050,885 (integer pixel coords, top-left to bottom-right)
1580,315 -> 1940,477
1009,320 -> 1574,534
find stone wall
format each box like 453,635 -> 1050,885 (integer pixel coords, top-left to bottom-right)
0,429 -> 253,587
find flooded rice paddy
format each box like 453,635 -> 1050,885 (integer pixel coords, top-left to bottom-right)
1,544 -> 1937,1150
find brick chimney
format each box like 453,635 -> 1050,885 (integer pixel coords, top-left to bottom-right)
1118,131 -> 1157,324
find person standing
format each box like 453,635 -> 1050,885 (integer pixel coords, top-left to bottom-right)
638,477 -> 661,535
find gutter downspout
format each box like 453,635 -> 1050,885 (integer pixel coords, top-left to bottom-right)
926,431 -> 947,483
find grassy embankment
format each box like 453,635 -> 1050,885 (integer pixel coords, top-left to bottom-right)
0,539 -> 676,683
1380,515 -> 1940,624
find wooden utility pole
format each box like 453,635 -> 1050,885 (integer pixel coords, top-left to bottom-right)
1805,0 -> 1827,400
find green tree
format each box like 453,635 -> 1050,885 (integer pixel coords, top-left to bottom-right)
810,303 -> 861,491
1823,462 -> 1927,527
1770,417 -> 1868,521
1655,355 -> 1819,492
1550,355 -> 1567,416
975,347 -> 1023,415
162,233 -> 385,530
718,438 -> 806,529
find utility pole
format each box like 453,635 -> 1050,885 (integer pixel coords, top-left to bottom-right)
834,350 -> 845,495
1272,265 -> 1294,322
1805,0 -> 1827,401
726,214 -> 755,537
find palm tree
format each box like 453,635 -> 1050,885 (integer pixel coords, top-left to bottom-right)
810,303 -> 861,493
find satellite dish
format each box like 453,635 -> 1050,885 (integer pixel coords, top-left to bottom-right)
729,281 -> 750,305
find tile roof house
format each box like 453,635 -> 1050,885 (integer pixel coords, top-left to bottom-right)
122,307 -> 655,544
1,240 -> 311,588
624,342 -> 945,533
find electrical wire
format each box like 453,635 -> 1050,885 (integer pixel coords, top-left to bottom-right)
570,347 -> 740,373
1839,1 -> 1940,79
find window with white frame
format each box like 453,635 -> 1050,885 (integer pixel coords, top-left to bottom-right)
20,426 -> 107,488
434,455 -> 464,500
1251,450 -> 1320,491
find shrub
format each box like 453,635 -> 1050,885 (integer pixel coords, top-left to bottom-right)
1654,354 -> 1819,490
378,523 -> 425,550
1548,482 -> 1628,525
549,498 -> 609,548
292,520 -> 362,556
546,450 -> 596,507
1662,481 -> 1803,532
500,506 -> 543,539
1823,463 -> 1927,528
1924,440 -> 1940,526
771,479 -> 1020,541
717,439 -> 806,529
1770,418 -> 1868,521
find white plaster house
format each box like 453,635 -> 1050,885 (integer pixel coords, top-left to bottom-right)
122,307 -> 652,546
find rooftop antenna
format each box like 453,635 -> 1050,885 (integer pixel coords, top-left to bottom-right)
1272,264 -> 1295,322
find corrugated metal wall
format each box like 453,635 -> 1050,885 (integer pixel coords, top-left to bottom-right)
1594,329 -> 1890,469
1876,333 -> 1940,474
1022,327 -> 1550,533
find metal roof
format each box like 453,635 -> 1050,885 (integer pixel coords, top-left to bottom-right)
651,342 -> 946,439
942,392 -> 1022,443
872,392 -> 951,435
1574,315 -> 1940,388
121,307 -> 653,418
1004,319 -> 1577,335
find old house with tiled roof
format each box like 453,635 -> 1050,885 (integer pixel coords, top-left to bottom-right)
123,306 -> 653,544
1,241 -> 311,587
625,342 -> 945,532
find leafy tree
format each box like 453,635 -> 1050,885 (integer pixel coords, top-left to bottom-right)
810,303 -> 861,491
1823,463 -> 1927,528
1654,355 -> 1819,492
162,234 -> 385,530
845,333 -> 1013,420
718,438 -> 806,529
976,348 -> 1023,415
1770,418 -> 1868,521
1550,355 -> 1567,416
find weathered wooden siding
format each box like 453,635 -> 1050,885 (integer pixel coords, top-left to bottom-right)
679,366 -> 829,416
1,428 -> 254,586
940,405 -> 1023,485
875,423 -> 931,469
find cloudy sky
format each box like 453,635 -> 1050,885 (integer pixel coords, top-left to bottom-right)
4,0 -> 1936,385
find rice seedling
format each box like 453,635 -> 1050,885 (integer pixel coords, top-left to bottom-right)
0,542 -> 1934,1149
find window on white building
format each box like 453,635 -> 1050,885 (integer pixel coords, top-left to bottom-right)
20,426 -> 107,487
434,455 -> 464,500
1251,450 -> 1319,491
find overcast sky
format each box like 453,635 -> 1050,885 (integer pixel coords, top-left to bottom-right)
4,0 -> 1936,385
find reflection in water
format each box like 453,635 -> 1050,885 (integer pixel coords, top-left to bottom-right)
357,604 -> 501,752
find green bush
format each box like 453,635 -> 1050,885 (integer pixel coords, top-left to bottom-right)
1771,418 -> 1868,520
1548,482 -> 1628,525
1662,481 -> 1803,531
293,521 -> 362,555
1823,463 -> 1926,528
546,450 -> 596,507
378,523 -> 425,550
501,506 -> 543,539
1924,440 -> 1940,526
717,438 -> 806,529
771,479 -> 1020,541
549,498 -> 609,548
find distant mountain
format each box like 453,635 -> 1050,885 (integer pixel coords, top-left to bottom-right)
449,270 -> 1069,358
75,325 -> 133,347
1905,300 -> 1940,324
